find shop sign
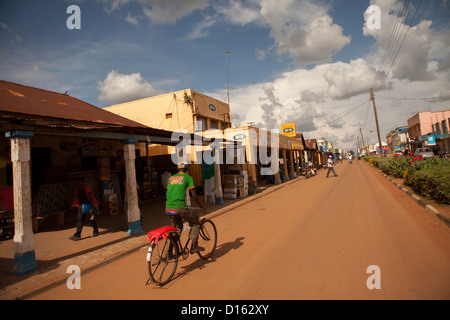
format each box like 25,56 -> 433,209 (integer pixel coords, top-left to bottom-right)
427,135 -> 436,146
208,104 -> 216,111
281,123 -> 296,137
233,134 -> 246,140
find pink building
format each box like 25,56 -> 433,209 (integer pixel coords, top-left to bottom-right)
407,110 -> 450,154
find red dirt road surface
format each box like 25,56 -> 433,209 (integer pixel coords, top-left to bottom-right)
31,160 -> 450,300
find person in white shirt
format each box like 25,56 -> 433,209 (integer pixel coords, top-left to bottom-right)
326,155 -> 338,178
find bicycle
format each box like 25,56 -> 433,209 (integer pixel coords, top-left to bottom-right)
146,207 -> 217,286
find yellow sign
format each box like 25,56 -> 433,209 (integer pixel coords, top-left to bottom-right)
281,123 -> 296,137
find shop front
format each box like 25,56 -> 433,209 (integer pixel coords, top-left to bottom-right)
0,80 -> 175,275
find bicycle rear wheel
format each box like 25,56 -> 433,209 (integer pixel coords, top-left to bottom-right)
147,236 -> 178,286
197,219 -> 217,259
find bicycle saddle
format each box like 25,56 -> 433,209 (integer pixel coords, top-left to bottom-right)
147,226 -> 178,244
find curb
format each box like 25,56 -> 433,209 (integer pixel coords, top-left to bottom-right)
365,162 -> 450,227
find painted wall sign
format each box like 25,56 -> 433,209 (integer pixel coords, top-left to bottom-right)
233,134 -> 246,140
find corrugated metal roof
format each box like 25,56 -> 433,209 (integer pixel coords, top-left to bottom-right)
304,138 -> 318,150
0,80 -> 148,128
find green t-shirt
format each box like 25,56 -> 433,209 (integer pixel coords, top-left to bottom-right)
165,172 -> 195,208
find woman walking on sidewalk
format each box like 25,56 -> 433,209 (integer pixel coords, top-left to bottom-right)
70,179 -> 100,240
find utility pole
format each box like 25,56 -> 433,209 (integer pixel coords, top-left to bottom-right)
360,127 -> 366,156
356,137 -> 360,157
370,88 -> 384,157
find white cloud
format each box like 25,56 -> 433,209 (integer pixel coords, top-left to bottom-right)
97,70 -> 164,105
184,15 -> 216,40
215,0 -> 262,26
274,15 -> 351,65
363,0 -> 450,82
207,51 -> 450,151
258,0 -> 350,65
125,13 -> 139,27
183,0 -> 350,64
323,59 -> 381,100
142,0 -> 209,24
100,0 -> 209,24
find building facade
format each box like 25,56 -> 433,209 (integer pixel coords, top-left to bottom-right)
407,110 -> 450,153
386,125 -> 409,153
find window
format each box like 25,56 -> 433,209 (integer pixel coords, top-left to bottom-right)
165,113 -> 172,119
209,119 -> 218,129
442,120 -> 448,134
436,122 -> 441,135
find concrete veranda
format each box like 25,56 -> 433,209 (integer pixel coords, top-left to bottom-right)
0,179 -> 295,300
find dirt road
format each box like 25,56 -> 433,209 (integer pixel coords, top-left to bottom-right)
31,160 -> 450,300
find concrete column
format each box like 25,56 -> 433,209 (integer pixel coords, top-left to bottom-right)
6,131 -> 38,275
122,140 -> 144,235
295,150 -> 300,176
282,149 -> 289,181
247,163 -> 258,186
214,162 -> 223,204
289,150 -> 296,179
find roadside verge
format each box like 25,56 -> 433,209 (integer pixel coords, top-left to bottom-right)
362,160 -> 450,227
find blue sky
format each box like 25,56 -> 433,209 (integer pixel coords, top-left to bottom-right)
1,0 -> 449,150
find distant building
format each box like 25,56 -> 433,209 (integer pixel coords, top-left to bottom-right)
386,125 -> 409,153
407,110 -> 450,153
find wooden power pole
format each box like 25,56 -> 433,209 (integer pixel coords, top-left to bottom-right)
360,127 -> 366,156
370,88 -> 384,157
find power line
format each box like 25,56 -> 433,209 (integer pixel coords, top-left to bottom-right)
375,94 -> 450,101
374,0 -> 422,90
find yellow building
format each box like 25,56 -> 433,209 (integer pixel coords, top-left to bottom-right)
105,89 -> 232,187
105,89 -> 231,134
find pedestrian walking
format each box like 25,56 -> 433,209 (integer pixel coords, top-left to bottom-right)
70,179 -> 100,240
326,155 -> 338,178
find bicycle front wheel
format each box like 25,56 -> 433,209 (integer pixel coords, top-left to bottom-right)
147,236 -> 178,286
197,219 -> 217,259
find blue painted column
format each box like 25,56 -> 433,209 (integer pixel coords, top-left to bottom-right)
5,131 -> 39,275
122,139 -> 144,235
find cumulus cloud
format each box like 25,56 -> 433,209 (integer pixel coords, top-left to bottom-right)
323,59 -> 381,100
259,0 -> 350,65
363,0 -> 448,82
97,70 -> 164,105
185,0 -> 350,64
273,15 -> 351,65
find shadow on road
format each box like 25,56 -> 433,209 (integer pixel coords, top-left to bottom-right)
152,237 -> 245,288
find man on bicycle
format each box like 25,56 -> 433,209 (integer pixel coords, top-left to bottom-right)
165,163 -> 206,253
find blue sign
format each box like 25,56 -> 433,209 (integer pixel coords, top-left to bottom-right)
208,104 -> 216,111
233,134 -> 246,140
283,128 -> 294,133
427,135 -> 436,146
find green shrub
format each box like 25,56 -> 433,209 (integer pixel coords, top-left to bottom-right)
371,157 -> 393,175
404,165 -> 450,205
366,156 -> 450,204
